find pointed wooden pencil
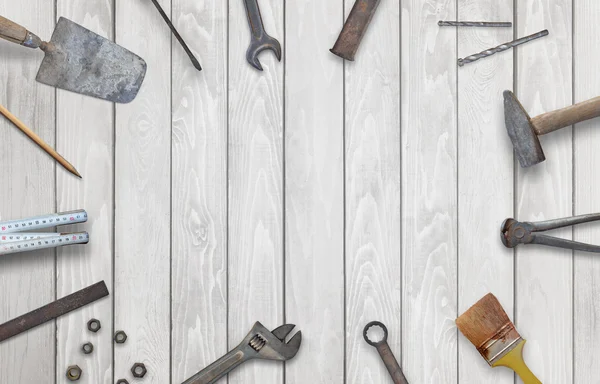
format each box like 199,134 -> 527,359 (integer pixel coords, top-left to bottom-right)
0,103 -> 81,178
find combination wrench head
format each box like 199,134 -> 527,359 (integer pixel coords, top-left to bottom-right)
240,322 -> 302,361
246,35 -> 282,71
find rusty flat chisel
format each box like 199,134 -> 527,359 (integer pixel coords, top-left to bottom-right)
330,0 -> 382,61
0,281 -> 109,343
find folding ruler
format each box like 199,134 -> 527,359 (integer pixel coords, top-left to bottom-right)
0,210 -> 89,255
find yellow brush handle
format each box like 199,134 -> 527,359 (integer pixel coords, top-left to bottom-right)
493,339 -> 542,384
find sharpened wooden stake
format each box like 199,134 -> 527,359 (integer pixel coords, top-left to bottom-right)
0,103 -> 81,178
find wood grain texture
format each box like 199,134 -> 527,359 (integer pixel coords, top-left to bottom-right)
227,0 -> 284,382
345,0 -> 400,383
284,0 -> 344,383
55,3 -> 115,383
516,0 -> 573,382
573,0 -> 600,382
170,0 -> 228,382
0,2 -> 56,383
114,0 -> 172,382
401,0 -> 457,383
456,1 -> 514,383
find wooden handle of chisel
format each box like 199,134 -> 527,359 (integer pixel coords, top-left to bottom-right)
533,95 -> 600,135
0,15 -> 42,48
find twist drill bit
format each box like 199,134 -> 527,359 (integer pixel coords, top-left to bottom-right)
439,21 -> 512,28
458,29 -> 549,67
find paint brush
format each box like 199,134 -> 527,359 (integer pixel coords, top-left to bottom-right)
456,293 -> 541,384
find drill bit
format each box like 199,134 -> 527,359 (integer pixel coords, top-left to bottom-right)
439,21 -> 512,28
458,29 -> 549,67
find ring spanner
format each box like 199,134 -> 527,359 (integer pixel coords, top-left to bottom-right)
182,321 -> 302,384
502,213 -> 600,252
243,0 -> 282,71
364,321 -> 409,384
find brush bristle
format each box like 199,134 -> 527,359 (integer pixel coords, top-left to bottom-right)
456,293 -> 517,348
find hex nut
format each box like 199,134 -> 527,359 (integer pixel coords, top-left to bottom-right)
114,330 -> 128,344
82,342 -> 94,355
87,318 -> 101,333
116,380 -> 129,384
131,362 -> 147,378
66,365 -> 82,381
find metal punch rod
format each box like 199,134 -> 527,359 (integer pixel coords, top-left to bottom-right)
458,29 -> 549,66
439,21 -> 512,27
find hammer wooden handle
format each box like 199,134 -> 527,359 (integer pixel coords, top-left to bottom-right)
0,15 -> 42,48
533,96 -> 600,135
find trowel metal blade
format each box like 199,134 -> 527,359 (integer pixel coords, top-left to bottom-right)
36,17 -> 146,103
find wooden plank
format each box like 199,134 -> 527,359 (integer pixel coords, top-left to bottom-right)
574,0 -> 600,381
114,0 -> 172,382
284,0 -> 344,383
516,0 -> 573,382
400,1 -> 457,383
345,0 -> 401,383
456,1 -> 514,383
170,0 -> 228,381
227,0 -> 284,382
54,3 -> 115,383
0,2 -> 56,382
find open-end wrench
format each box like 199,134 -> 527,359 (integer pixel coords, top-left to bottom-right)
364,321 -> 409,384
243,0 -> 282,71
182,322 -> 302,384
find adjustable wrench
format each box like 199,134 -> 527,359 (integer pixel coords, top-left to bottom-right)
364,321 -> 409,384
182,322 -> 302,384
243,0 -> 282,71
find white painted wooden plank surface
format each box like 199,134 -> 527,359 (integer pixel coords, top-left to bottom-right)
401,1 -> 457,383
55,2 -> 115,383
227,0 -> 284,383
285,0 -> 344,383
345,0 -> 400,383
171,0 -> 228,382
574,0 -> 600,381
516,0 -> 573,382
114,0 -> 172,382
0,3 -> 56,383
456,1 -> 514,383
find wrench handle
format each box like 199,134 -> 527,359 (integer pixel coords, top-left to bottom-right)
182,349 -> 248,384
243,0 -> 266,39
376,343 -> 409,384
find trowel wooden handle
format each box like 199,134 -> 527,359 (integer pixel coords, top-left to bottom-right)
533,95 -> 600,135
0,15 -> 42,48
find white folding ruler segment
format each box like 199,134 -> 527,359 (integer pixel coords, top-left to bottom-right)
0,210 -> 89,255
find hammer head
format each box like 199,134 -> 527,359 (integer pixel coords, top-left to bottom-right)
503,90 -> 545,167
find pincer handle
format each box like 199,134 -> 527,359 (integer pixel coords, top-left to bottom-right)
182,349 -> 248,384
0,15 -> 42,48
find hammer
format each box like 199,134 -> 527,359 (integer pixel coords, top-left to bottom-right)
504,90 -> 600,167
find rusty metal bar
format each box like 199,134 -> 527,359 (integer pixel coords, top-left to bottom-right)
0,281 -> 109,342
330,0 -> 382,61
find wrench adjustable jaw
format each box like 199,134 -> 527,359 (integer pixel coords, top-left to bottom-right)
501,214 -> 600,253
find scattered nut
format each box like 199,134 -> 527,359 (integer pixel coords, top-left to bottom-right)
82,342 -> 94,354
87,318 -> 101,333
116,380 -> 129,384
114,330 -> 128,344
131,362 -> 147,378
66,365 -> 82,381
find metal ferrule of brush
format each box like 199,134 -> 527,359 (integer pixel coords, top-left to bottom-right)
477,323 -> 522,366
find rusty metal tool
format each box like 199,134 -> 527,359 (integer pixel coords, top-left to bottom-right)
149,0 -> 202,71
504,90 -> 600,167
243,0 -> 282,71
438,21 -> 512,27
330,0 -> 381,61
0,15 -> 146,103
182,321 -> 302,384
502,213 -> 600,252
458,30 -> 548,66
0,281 -> 109,343
364,321 -> 409,384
